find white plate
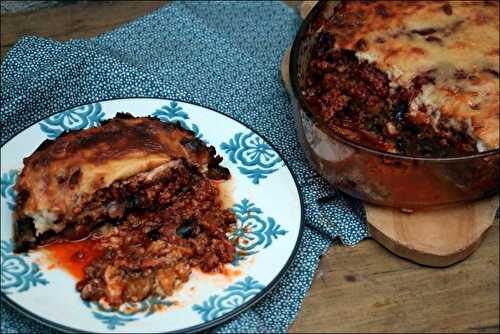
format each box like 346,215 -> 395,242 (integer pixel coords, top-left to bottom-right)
0,98 -> 304,333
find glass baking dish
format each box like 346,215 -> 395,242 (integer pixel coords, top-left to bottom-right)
289,1 -> 499,209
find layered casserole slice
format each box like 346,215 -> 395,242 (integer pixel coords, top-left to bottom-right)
13,113 -> 236,306
14,113 -> 231,251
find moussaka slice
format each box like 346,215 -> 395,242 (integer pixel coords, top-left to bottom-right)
13,113 -> 231,252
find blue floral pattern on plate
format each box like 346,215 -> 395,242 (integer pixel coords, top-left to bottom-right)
192,276 -> 264,322
152,101 -> 204,140
1,240 -> 49,294
0,98 -> 303,333
220,132 -> 283,184
39,102 -> 104,139
84,296 -> 174,330
1,170 -> 17,211
229,199 -> 288,264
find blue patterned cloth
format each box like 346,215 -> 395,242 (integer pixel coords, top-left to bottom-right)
0,1 -> 368,332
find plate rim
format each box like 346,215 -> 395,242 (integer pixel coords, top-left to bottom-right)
1,97 -> 305,334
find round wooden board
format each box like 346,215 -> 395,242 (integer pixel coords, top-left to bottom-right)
365,197 -> 498,267
280,7 -> 499,266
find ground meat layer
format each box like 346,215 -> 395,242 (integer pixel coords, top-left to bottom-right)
303,32 -> 479,157
76,175 -> 235,306
16,160 -> 202,251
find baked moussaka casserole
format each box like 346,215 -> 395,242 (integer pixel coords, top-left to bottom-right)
13,113 -> 236,306
291,0 -> 499,208
302,0 -> 499,157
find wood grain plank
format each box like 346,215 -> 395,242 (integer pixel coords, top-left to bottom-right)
1,1 -> 168,59
289,221 -> 499,333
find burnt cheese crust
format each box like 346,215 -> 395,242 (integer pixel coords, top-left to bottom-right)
303,0 -> 499,157
14,113 -> 230,252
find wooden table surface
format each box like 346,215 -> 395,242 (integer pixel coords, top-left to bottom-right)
1,1 -> 498,332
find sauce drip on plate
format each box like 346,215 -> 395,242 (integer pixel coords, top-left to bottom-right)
43,238 -> 103,281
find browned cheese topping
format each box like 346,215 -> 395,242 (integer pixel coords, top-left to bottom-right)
303,0 -> 499,157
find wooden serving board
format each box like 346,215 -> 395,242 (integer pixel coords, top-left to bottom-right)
281,1 -> 499,267
364,198 -> 498,267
